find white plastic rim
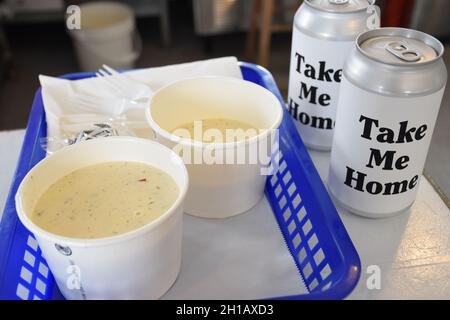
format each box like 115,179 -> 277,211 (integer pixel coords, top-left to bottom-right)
15,137 -> 189,299
146,77 -> 283,150
16,137 -> 189,246
145,76 -> 284,218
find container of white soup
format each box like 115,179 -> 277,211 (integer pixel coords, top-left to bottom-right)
15,137 -> 189,300
146,76 -> 283,219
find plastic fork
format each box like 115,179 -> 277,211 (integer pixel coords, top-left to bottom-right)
70,65 -> 153,116
69,92 -> 147,116
96,64 -> 152,100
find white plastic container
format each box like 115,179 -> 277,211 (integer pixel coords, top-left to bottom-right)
69,1 -> 141,71
146,76 -> 283,218
15,137 -> 189,300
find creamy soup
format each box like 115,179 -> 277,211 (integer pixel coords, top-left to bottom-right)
173,118 -> 258,143
31,161 -> 179,239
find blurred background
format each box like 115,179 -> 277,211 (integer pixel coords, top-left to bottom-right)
0,0 -> 448,199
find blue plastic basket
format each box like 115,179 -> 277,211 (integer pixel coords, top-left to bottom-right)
0,62 -> 360,300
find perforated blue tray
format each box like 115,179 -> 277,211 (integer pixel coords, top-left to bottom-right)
0,62 -> 360,300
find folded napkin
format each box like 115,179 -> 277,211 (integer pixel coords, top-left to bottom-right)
39,57 -> 243,152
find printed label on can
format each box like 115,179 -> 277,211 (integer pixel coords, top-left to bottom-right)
288,29 -> 354,150
329,76 -> 445,216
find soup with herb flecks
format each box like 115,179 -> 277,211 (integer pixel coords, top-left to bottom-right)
31,161 -> 179,239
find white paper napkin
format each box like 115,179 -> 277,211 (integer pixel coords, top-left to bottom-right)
39,57 -> 243,150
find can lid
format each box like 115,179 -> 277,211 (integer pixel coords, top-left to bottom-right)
358,28 -> 443,65
305,0 -> 373,13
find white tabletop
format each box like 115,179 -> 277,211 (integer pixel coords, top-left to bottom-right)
309,150 -> 450,300
0,130 -> 26,217
1,129 -> 449,300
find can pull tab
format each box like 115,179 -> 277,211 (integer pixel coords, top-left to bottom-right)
328,0 -> 349,4
385,41 -> 423,62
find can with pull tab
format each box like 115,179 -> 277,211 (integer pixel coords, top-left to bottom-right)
287,0 -> 379,151
328,27 -> 448,218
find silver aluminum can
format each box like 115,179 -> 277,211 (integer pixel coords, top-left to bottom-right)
288,0 -> 379,151
329,27 -> 447,218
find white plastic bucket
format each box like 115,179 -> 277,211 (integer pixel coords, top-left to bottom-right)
15,137 -> 189,300
145,77 -> 283,219
69,2 -> 141,72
